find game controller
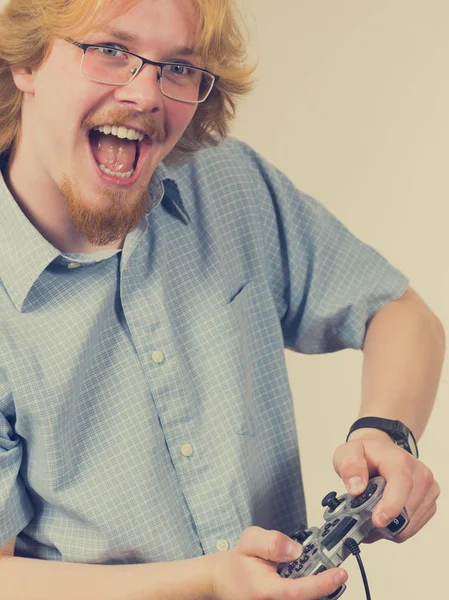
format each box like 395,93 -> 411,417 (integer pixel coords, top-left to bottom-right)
278,476 -> 409,599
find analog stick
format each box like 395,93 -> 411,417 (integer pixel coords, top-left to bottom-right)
321,492 -> 344,512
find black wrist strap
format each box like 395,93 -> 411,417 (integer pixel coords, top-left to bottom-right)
346,416 -> 419,458
346,417 -> 394,442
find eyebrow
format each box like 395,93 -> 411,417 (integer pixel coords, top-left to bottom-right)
100,26 -> 195,57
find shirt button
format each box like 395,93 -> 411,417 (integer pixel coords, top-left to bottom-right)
216,539 -> 230,552
181,443 -> 193,457
151,350 -> 165,364
67,262 -> 81,269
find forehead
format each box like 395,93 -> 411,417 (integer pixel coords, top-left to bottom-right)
90,0 -> 198,49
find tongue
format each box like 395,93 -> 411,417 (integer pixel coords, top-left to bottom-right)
89,130 -> 137,173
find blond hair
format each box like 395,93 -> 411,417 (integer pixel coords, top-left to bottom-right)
0,0 -> 256,164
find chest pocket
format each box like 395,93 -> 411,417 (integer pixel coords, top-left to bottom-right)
175,281 -> 258,437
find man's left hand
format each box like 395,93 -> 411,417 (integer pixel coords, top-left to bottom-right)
332,433 -> 440,543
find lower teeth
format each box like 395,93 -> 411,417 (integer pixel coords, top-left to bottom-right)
98,163 -> 134,179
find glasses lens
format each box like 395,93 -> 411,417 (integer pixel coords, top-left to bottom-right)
81,47 -> 215,103
161,64 -> 214,102
83,46 -> 141,84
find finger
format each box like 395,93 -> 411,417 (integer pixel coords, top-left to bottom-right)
395,481 -> 440,541
238,526 -> 303,563
396,502 -> 437,541
276,569 -> 348,600
362,481 -> 439,544
399,465 -> 437,518
372,465 -> 414,529
333,440 -> 369,495
365,502 -> 436,544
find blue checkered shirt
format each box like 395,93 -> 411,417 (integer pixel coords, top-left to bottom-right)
0,137 -> 408,563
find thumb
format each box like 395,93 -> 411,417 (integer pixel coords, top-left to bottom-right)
333,439 -> 369,495
237,526 -> 303,563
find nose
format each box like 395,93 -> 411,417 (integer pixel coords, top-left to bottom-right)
113,63 -> 163,113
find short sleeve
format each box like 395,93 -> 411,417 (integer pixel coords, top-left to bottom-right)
0,367 -> 34,547
246,144 -> 410,353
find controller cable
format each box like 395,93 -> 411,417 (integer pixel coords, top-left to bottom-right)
344,538 -> 371,600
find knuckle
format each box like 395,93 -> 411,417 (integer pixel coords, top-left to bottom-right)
395,471 -> 414,493
267,530 -> 285,560
248,525 -> 264,538
336,439 -> 361,458
344,439 -> 363,452
420,465 -> 435,487
336,441 -> 352,454
238,526 -> 260,553
397,449 -> 413,467
338,454 -> 364,474
239,527 -> 253,546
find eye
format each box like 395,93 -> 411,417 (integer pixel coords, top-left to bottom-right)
99,47 -> 119,57
169,64 -> 190,76
96,43 -> 128,57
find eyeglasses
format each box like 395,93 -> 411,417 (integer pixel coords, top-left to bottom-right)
71,41 -> 220,104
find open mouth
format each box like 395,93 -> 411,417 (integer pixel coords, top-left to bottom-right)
88,125 -> 150,181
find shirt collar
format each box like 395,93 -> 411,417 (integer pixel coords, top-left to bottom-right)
0,159 -> 190,313
157,162 -> 191,225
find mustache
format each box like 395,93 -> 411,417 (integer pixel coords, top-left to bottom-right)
81,108 -> 164,142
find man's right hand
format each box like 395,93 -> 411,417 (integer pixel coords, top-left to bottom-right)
211,526 -> 348,600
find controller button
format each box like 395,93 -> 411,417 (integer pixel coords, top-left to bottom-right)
312,548 -> 318,555
300,555 -> 309,564
386,514 -> 407,534
304,544 -> 315,553
295,564 -> 304,572
323,517 -> 357,551
328,586 -> 345,599
332,519 -> 340,526
350,483 -> 378,508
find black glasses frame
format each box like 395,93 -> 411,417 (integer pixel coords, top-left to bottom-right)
71,41 -> 220,104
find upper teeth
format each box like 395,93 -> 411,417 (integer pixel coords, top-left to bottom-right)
93,125 -> 145,142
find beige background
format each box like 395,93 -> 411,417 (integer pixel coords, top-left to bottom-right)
0,0 -> 447,597
231,0 -> 448,598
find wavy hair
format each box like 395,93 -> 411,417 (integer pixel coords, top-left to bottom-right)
0,0 -> 256,165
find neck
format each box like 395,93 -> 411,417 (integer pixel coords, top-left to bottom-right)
3,146 -> 125,254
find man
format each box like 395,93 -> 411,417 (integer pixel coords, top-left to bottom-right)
0,0 -> 444,598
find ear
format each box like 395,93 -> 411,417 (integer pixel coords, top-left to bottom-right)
10,65 -> 36,94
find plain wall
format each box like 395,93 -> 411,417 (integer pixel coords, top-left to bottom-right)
231,1 -> 448,598
0,0 -> 447,598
